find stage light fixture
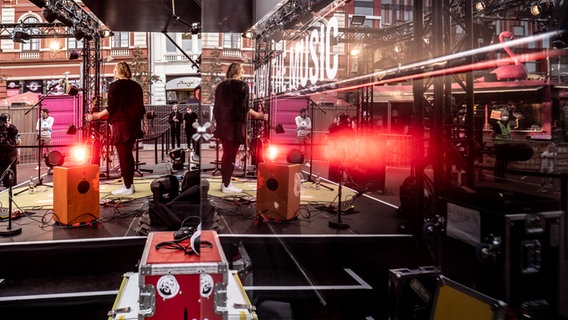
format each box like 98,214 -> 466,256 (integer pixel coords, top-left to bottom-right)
83,32 -> 94,41
474,1 -> 486,11
169,148 -> 185,170
69,50 -> 79,60
287,148 -> 304,164
350,47 -> 361,56
530,3 -> 542,16
55,13 -> 74,27
242,31 -> 254,39
11,30 -> 31,43
45,151 -> 64,168
42,8 -> 57,23
70,146 -> 88,164
350,15 -> 366,26
266,145 -> 280,162
190,22 -> 201,35
66,124 -> 77,135
29,0 -> 47,8
98,29 -> 114,38
72,28 -> 85,41
273,123 -> 285,134
67,85 -> 79,96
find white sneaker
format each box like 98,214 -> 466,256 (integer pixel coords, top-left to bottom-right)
220,183 -> 242,194
34,166 -> 39,171
112,184 -> 135,195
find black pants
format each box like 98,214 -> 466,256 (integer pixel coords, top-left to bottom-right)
185,130 -> 200,156
220,138 -> 240,187
494,158 -> 508,179
115,140 -> 135,188
171,127 -> 181,148
0,150 -> 17,188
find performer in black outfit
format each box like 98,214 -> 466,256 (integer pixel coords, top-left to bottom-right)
168,104 -> 183,149
86,62 -> 147,195
213,62 -> 267,194
183,106 -> 199,159
0,113 -> 18,188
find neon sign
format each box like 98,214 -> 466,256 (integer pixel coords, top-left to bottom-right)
255,16 -> 339,98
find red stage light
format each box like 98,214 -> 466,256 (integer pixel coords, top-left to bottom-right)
70,145 -> 88,164
266,145 -> 280,162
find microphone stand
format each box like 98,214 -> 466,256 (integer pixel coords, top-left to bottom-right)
25,85 -> 57,187
0,158 -> 22,236
329,166 -> 349,229
304,96 -> 333,191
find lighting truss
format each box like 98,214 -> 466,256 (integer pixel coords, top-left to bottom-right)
0,22 -> 73,40
31,0 -> 100,41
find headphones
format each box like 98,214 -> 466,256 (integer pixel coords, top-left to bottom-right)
155,223 -> 212,256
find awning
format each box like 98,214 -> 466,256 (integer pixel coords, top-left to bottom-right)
165,77 -> 201,91
0,92 -> 40,108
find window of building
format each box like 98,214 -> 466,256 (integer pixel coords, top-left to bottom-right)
165,34 -> 177,52
113,32 -> 129,48
67,38 -> 84,50
222,33 -> 241,49
182,33 -> 192,51
20,16 -> 40,51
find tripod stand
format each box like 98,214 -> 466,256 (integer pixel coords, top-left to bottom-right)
0,158 -> 22,236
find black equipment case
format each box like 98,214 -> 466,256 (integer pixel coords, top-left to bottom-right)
440,186 -> 563,318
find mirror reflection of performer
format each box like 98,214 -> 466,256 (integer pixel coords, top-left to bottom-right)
213,62 -> 267,194
169,104 -> 182,149
0,113 -> 18,188
183,106 -> 199,161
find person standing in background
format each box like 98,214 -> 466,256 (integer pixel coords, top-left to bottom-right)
0,113 -> 18,188
35,108 -> 54,171
213,62 -> 267,194
491,109 -> 512,179
295,108 -> 311,165
86,61 -> 147,195
183,106 -> 199,161
168,104 -> 182,149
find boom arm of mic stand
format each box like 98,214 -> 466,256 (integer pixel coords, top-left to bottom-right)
307,96 -> 327,114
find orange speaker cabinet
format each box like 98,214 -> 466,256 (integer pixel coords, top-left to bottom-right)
53,164 -> 100,225
256,163 -> 301,221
